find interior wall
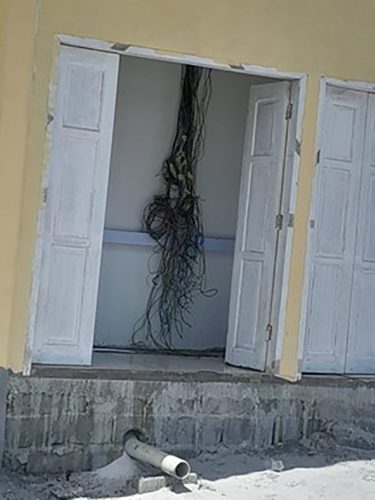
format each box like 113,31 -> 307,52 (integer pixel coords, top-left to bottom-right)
94,56 -> 265,350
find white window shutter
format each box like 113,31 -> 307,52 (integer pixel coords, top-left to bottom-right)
32,46 -> 119,365
226,82 -> 289,370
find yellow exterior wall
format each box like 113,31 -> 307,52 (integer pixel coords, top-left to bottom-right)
0,0 -> 38,368
0,0 -> 7,368
2,0 -> 375,375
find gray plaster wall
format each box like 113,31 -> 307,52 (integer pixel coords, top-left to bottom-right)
4,373 -> 375,474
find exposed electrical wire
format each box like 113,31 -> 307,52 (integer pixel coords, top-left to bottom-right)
132,64 -> 216,350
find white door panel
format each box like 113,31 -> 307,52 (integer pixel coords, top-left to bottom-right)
226,82 -> 289,370
33,46 -> 119,364
303,86 -> 367,373
346,94 -> 375,373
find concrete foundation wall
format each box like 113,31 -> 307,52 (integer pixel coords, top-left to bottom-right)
0,368 -> 8,468
4,374 -> 375,474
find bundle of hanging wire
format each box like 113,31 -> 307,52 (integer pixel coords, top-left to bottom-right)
132,65 -> 216,350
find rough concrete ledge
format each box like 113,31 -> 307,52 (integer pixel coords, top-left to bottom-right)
31,364 -> 375,389
4,373 -> 375,474
31,364 -> 282,384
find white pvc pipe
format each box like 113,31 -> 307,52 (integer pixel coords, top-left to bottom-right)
124,431 -> 191,480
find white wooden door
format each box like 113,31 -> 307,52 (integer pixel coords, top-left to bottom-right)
32,46 -> 119,365
225,82 -> 290,370
346,93 -> 375,374
303,86 -> 367,373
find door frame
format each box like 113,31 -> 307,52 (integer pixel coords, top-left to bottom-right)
24,34 -> 307,375
299,76 -> 375,374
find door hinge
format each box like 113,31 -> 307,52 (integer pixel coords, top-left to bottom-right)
295,139 -> 302,156
275,213 -> 283,231
316,149 -> 321,165
47,113 -> 54,127
42,187 -> 48,204
288,213 -> 295,228
265,323 -> 273,341
285,102 -> 293,120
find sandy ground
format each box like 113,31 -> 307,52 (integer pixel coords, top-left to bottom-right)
1,430 -> 375,499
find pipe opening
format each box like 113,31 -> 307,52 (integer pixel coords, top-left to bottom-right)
124,429 -> 191,481
123,428 -> 145,444
175,461 -> 190,480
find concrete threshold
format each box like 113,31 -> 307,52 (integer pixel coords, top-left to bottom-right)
31,351 -> 271,383
30,351 -> 375,389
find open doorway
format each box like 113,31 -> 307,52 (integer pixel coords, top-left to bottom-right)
29,42 -> 303,374
94,55 -> 269,355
